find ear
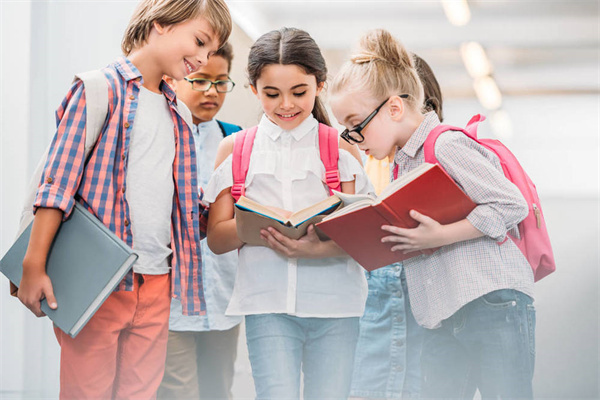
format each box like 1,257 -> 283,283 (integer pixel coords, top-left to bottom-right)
250,84 -> 259,97
388,95 -> 406,121
315,81 -> 325,97
153,20 -> 166,35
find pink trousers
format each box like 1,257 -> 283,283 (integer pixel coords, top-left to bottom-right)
54,273 -> 171,400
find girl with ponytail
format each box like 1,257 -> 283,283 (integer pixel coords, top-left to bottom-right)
331,29 -> 535,399
204,27 -> 373,398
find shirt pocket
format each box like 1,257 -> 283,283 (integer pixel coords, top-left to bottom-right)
246,151 -> 277,187
291,149 -> 324,184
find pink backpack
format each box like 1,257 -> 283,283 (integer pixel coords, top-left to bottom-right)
422,114 -> 556,282
231,123 -> 342,202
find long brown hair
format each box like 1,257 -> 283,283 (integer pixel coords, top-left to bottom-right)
414,54 -> 444,121
247,27 -> 331,126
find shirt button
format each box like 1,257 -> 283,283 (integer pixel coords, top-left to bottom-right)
122,187 -> 126,193
129,95 -> 135,100
122,153 -> 126,160
124,219 -> 130,227
124,122 -> 130,129
136,77 -> 141,82
46,177 -> 53,184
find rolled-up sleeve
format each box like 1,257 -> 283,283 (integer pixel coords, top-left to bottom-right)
434,132 -> 528,241
33,81 -> 87,220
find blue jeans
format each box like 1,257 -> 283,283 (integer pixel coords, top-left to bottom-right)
350,263 -> 424,399
245,314 -> 359,400
420,289 -> 536,399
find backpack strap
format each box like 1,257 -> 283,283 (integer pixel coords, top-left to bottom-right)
74,70 -> 109,156
17,70 -> 109,238
230,124 -> 340,202
217,120 -> 243,137
231,126 -> 258,202
318,123 -> 341,194
393,114 -> 486,180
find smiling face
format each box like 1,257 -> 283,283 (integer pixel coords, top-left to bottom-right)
251,64 -> 324,131
177,55 -> 230,124
153,15 -> 220,82
330,90 -> 400,160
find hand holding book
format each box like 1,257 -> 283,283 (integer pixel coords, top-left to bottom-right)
316,163 -> 477,271
234,195 -> 342,246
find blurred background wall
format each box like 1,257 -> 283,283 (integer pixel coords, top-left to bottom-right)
1,1 -> 598,398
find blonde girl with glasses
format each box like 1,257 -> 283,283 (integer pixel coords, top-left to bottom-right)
330,29 -> 536,399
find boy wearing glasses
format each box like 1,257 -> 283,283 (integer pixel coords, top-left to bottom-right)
158,42 -> 242,400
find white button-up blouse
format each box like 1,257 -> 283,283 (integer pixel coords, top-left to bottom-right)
204,114 -> 373,318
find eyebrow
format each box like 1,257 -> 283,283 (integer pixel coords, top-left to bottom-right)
263,83 -> 309,91
344,113 -> 358,125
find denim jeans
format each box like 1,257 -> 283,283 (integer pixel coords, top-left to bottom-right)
350,263 -> 425,399
420,289 -> 536,399
245,314 -> 360,400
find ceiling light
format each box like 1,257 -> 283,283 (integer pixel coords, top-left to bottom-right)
441,0 -> 471,27
490,109 -> 513,140
460,42 -> 492,79
473,76 -> 502,110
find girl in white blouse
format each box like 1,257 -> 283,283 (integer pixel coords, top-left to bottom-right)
204,28 -> 373,399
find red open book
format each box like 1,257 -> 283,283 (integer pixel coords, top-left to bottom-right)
316,163 -> 476,271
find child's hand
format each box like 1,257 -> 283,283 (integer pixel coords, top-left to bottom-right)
260,225 -> 324,259
17,259 -> 57,317
381,210 -> 449,253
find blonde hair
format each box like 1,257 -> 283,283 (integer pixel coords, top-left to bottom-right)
331,29 -> 425,112
121,0 -> 232,56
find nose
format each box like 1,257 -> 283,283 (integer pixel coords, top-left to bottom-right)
280,95 -> 293,110
205,83 -> 218,97
196,51 -> 209,67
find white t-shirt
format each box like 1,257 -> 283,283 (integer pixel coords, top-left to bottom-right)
204,115 -> 373,318
126,86 -> 175,274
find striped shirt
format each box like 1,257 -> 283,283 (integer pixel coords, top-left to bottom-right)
33,57 -> 208,316
393,112 -> 534,329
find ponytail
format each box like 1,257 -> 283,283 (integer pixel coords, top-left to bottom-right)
332,29 -> 425,112
312,97 -> 331,126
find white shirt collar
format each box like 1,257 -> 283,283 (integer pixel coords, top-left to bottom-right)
258,114 -> 317,142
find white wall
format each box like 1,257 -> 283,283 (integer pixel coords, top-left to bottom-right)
1,2 -> 598,399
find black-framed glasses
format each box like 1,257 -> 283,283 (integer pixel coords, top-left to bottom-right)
340,94 -> 409,144
184,77 -> 235,93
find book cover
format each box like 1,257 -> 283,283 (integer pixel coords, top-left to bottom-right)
235,195 -> 342,246
316,163 -> 476,271
0,202 -> 138,338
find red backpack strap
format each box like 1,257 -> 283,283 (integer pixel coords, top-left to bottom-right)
393,114 -> 486,180
422,114 -> 486,165
318,123 -> 341,194
231,126 -> 258,202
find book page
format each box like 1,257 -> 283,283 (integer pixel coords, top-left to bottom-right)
331,190 -> 376,206
288,196 -> 342,226
235,197 -> 290,224
321,198 -> 374,220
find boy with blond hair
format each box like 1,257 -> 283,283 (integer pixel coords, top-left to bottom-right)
16,1 -> 232,398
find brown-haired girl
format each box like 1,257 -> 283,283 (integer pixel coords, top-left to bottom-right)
330,29 -> 535,399
204,28 -> 373,398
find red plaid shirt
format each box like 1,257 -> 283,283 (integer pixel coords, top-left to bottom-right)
34,57 -> 208,315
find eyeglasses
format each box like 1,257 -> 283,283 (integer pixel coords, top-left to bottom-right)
340,94 -> 409,144
184,77 -> 235,93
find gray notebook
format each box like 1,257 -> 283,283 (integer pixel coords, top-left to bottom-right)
0,202 -> 138,338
